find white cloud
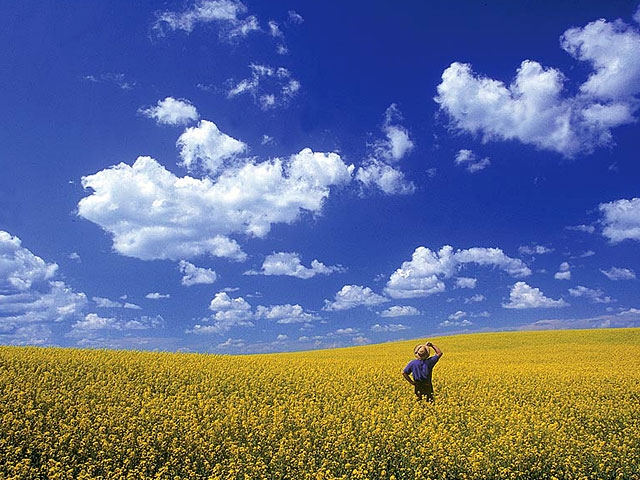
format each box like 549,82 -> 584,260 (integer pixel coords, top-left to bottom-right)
255,304 -> 319,324
385,245 -> 530,299
187,292 -> 254,335
268,20 -> 282,38
179,260 -> 217,286
153,0 -> 259,40
92,296 -> 122,308
600,266 -> 636,280
454,149 -> 490,173
448,310 -> 467,321
356,104 -> 415,195
261,134 -> 274,145
599,197 -> 640,243
635,5 -> 640,24
465,293 -> 485,303
209,291 -> 251,312
78,148 -> 353,261
569,285 -> 613,304
0,231 -> 58,292
566,224 -> 596,234
439,319 -> 472,328
177,120 -> 247,175
0,231 -> 87,334
435,13 -> 640,157
288,10 -> 304,24
82,73 -> 136,90
455,277 -> 477,289
140,97 -> 199,126
69,252 -> 81,262
503,282 -> 569,309
246,252 -> 343,279
356,160 -> 415,195
371,323 -> 409,332
217,337 -> 247,348
123,302 -> 142,310
324,285 -> 388,311
554,261 -> 571,280
72,313 -> 119,331
145,292 -> 170,299
378,305 -> 420,317
518,244 -> 554,255
227,64 -> 300,110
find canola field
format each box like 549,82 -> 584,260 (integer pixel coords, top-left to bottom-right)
1,329 -> 639,480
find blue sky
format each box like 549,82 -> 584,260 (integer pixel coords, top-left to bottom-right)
1,0 -> 640,353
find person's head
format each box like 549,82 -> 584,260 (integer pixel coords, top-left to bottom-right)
414,344 -> 430,360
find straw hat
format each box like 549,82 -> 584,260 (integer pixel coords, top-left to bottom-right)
414,344 -> 430,359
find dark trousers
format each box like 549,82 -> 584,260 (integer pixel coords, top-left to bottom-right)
414,379 -> 434,402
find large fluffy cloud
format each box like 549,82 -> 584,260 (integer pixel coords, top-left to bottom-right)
435,13 -> 640,157
140,97 -> 199,126
324,285 -> 388,311
246,252 -> 343,279
599,197 -> 640,243
78,148 -> 354,261
0,231 -> 87,344
503,282 -> 569,309
385,245 -> 530,299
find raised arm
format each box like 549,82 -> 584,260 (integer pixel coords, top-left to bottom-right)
427,342 -> 443,357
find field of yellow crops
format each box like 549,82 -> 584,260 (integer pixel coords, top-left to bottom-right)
1,328 -> 639,480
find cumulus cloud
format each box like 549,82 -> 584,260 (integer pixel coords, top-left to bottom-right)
227,64 -> 300,110
455,277 -> 477,289
600,266 -> 636,280
179,260 -> 217,286
146,292 -> 170,299
177,120 -> 247,175
0,232 -> 87,337
254,304 -> 319,324
246,252 -> 343,279
518,244 -> 554,255
465,293 -> 485,303
503,282 -> 569,309
454,149 -> 491,173
371,323 -> 409,332
378,305 -> 420,317
153,0 -> 259,39
435,12 -> 640,157
324,285 -> 388,311
439,319 -> 472,328
356,104 -> 415,195
599,197 -> 640,243
569,285 -> 613,304
385,245 -> 530,299
92,296 -> 122,308
70,314 -> 163,336
78,148 -> 353,261
140,97 -> 199,126
554,261 -> 571,280
188,292 -> 253,335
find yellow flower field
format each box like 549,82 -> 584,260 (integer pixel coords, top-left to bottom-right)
1,328 -> 639,480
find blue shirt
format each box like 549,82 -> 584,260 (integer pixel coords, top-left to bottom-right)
403,355 -> 440,382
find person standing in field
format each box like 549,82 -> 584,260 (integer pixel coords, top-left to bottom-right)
402,342 -> 443,402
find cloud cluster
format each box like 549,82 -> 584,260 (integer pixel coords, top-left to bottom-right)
503,282 -> 568,309
0,231 -> 87,344
356,104 -> 415,195
378,305 -> 420,317
179,260 -> 217,286
435,13 -> 640,157
554,261 -> 571,280
140,97 -> 199,126
188,291 -> 319,333
599,197 -> 640,243
246,252 -> 343,279
153,0 -> 259,39
384,245 -> 530,299
568,285 -> 613,304
600,266 -> 636,281
227,64 -> 300,110
454,149 -> 490,173
78,147 -> 353,261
